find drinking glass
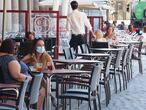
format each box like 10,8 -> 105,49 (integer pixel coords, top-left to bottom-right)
35,63 -> 43,72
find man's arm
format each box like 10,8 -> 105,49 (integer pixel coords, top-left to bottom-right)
84,14 -> 96,39
90,29 -> 96,39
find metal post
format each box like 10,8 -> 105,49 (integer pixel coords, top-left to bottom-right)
2,0 -> 7,40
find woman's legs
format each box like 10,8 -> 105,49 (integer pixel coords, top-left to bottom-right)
37,87 -> 46,110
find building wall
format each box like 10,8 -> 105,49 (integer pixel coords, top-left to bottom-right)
112,0 -> 131,20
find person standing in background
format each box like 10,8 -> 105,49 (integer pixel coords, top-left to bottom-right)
66,0 -> 95,52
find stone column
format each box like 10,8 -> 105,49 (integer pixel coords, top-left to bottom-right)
19,0 -> 27,32
0,0 -> 3,34
6,0 -> 12,33
33,0 -> 39,10
12,0 -> 19,32
53,0 -> 60,11
61,0 -> 69,16
28,0 -> 33,31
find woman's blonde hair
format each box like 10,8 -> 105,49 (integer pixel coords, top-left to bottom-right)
95,30 -> 103,39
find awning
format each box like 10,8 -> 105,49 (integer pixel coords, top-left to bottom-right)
38,0 -> 61,6
38,0 -> 99,9
100,4 -> 114,10
78,2 -> 99,9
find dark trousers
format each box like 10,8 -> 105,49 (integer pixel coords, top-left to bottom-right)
69,34 -> 86,52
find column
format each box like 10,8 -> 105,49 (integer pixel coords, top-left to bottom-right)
60,0 -> 71,53
33,0 -> 39,10
53,0 -> 60,11
19,0 -> 27,32
61,0 -> 69,16
39,0 -> 47,11
12,0 -> 19,32
6,0 -> 12,33
28,0 -> 33,31
0,0 -> 3,34
106,9 -> 109,21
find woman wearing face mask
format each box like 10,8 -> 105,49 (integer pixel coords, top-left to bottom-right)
22,38 -> 56,109
22,38 -> 55,70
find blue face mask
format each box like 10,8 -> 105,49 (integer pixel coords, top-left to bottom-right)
36,46 -> 45,54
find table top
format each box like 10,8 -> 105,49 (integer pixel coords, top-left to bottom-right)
53,59 -> 101,64
111,44 -> 129,47
43,69 -> 90,75
31,69 -> 90,76
0,83 -> 20,89
90,48 -> 123,51
76,53 -> 110,57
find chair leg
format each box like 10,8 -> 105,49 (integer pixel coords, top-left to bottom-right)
104,80 -> 110,105
127,63 -> 130,82
89,100 -> 92,110
57,98 -> 59,110
113,73 -> 117,93
99,85 -> 102,99
121,67 -> 126,90
106,83 -> 110,105
69,99 -> 71,110
139,59 -> 143,74
130,61 -> 133,79
107,81 -> 111,101
62,98 -> 66,110
104,84 -> 109,106
118,73 -> 122,92
124,66 -> 128,89
97,94 -> 101,110
93,99 -> 98,110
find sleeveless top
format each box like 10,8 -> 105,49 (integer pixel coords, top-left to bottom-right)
0,55 -> 17,83
18,60 -> 31,76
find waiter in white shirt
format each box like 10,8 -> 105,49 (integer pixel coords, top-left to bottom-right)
66,0 -> 96,52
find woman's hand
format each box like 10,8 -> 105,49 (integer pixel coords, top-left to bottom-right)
47,62 -> 55,71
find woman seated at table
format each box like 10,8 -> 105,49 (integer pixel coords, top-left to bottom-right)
22,38 -> 55,70
0,39 -> 32,83
95,29 -> 107,42
0,39 -> 45,110
22,38 -> 58,108
104,25 -> 119,46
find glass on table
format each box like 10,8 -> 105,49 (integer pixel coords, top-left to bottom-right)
29,66 -> 35,71
35,63 -> 43,72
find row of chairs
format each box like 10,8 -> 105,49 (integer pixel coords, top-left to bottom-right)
56,43 -> 136,110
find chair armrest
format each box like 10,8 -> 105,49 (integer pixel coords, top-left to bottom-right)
0,102 -> 17,108
63,77 -> 90,84
57,81 -> 90,87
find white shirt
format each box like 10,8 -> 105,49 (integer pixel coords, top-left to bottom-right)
66,9 -> 92,35
141,33 -> 146,42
